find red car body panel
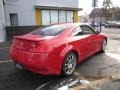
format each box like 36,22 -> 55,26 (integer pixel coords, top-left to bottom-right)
10,23 -> 107,75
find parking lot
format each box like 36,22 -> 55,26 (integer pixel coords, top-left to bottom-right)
0,28 -> 120,90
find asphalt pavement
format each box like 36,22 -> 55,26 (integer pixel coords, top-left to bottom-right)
0,28 -> 120,90
0,42 -> 11,61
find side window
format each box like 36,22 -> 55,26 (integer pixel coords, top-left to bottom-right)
72,26 -> 82,36
80,25 -> 95,34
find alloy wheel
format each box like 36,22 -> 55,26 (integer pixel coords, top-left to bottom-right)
62,52 -> 77,76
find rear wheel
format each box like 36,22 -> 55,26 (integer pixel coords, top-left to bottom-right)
62,52 -> 77,76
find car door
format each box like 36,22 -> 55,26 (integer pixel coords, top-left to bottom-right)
80,25 -> 101,55
71,26 -> 92,61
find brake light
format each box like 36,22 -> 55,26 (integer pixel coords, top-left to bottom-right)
28,43 -> 53,53
28,42 -> 38,52
13,38 -> 53,53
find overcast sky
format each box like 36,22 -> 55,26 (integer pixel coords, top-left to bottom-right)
79,0 -> 120,15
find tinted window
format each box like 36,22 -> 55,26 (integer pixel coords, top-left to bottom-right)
72,26 -> 83,36
32,25 -> 69,36
80,25 -> 95,34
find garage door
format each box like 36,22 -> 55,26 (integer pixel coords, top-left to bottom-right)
66,11 -> 73,23
42,10 -> 50,25
59,10 -> 66,23
51,10 -> 58,24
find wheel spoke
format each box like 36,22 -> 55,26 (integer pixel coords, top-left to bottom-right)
63,53 -> 77,75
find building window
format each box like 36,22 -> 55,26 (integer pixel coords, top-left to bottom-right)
50,10 -> 59,24
58,10 -> 66,23
10,13 -> 18,26
41,10 -> 73,25
66,11 -> 73,22
41,10 -> 50,25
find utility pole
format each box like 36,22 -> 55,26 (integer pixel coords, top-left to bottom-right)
93,0 -> 95,27
0,0 -> 6,42
99,8 -> 102,32
92,0 -> 98,27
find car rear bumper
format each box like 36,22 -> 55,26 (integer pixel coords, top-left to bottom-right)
10,48 -> 62,75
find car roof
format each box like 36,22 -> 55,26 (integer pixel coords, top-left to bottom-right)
54,22 -> 89,28
54,23 -> 90,36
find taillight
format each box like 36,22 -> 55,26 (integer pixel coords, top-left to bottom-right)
28,42 -> 38,52
28,42 -> 53,53
13,38 -> 53,53
12,39 -> 20,47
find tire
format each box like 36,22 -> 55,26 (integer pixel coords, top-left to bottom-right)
62,52 -> 77,76
101,39 -> 107,52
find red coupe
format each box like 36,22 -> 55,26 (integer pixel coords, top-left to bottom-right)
10,23 -> 107,76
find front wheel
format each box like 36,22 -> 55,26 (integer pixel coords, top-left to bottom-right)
62,52 -> 77,76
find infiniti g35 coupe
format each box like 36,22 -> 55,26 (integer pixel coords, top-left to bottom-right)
10,23 -> 107,76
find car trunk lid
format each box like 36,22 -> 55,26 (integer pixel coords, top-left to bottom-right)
12,34 -> 45,51
12,34 -> 54,52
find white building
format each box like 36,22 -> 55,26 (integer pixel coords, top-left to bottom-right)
0,0 -> 82,42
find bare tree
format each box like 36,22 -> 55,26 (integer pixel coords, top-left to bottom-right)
111,7 -> 120,21
102,0 -> 113,21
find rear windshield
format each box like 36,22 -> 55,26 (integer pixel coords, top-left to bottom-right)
32,25 -> 69,36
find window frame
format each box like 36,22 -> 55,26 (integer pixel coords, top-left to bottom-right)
72,26 -> 83,36
80,25 -> 96,35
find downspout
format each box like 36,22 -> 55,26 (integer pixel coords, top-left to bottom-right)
0,0 -> 6,42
